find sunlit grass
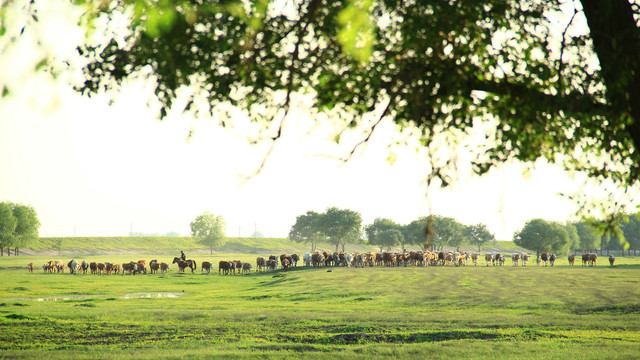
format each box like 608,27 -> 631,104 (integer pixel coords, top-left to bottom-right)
1,255 -> 639,359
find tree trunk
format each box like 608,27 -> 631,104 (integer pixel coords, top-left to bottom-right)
334,243 -> 338,252
210,245 -> 213,255
0,247 -> 3,256
14,247 -> 18,256
581,0 -> 640,161
7,248 -> 10,256
341,243 -> 346,252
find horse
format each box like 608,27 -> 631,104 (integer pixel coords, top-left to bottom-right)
172,257 -> 197,273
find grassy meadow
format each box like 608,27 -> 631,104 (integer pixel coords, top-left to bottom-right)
1,253 -> 639,359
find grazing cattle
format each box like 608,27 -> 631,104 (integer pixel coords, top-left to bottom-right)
113,264 -> 123,274
470,253 -> 479,266
218,261 -> 232,275
266,259 -> 277,272
290,254 -> 299,267
80,261 -> 88,274
172,257 -> 196,273
311,252 -> 324,267
568,254 -> 576,266
494,253 -> 505,266
89,262 -> 97,274
303,253 -> 312,267
549,253 -> 557,266
201,261 -> 213,274
521,253 -> 529,266
67,259 -> 78,274
27,262 -> 33,272
582,254 -> 590,266
149,260 -> 159,274
97,263 -> 105,275
485,253 -> 493,267
232,260 -> 243,274
353,253 -> 365,268
136,261 -> 147,274
122,262 -> 138,275
375,253 -> 383,266
256,257 -> 266,272
512,253 -> 520,266
160,262 -> 169,273
54,260 -> 65,273
589,253 -> 598,266
540,252 -> 550,266
242,262 -> 252,274
609,254 -> 615,267
281,257 -> 290,271
104,263 -> 114,275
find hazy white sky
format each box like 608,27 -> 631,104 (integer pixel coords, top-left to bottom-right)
0,1 -> 628,240
0,75 -> 585,240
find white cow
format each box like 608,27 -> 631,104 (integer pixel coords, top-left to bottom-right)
303,252 -> 312,267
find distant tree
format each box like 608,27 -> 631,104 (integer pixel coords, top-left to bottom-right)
620,212 -> 640,255
190,211 -> 226,255
321,207 -> 362,252
251,231 -> 264,238
513,219 -> 571,256
574,221 -> 601,251
373,229 -> 404,253
11,203 -> 40,256
465,223 -> 495,252
288,211 -> 325,252
564,222 -> 580,252
430,215 -> 464,250
0,202 -> 17,256
401,217 -> 429,250
164,231 -> 181,237
365,218 -> 404,249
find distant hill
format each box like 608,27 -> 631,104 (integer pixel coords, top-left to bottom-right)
19,237 -> 532,256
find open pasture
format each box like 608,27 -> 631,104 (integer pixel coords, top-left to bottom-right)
1,254 -> 639,359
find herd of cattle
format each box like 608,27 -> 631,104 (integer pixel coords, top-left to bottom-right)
28,251 -> 613,275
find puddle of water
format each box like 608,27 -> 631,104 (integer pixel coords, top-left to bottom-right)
3,292 -> 187,302
120,292 -> 186,299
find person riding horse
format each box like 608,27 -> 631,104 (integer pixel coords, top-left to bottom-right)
180,251 -> 186,261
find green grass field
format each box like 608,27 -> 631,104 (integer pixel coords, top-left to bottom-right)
1,254 -> 639,359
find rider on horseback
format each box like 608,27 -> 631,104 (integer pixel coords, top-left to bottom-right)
180,251 -> 186,261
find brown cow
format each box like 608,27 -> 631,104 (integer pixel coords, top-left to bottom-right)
311,252 -> 324,267
219,261 -> 232,275
582,254 -> 590,266
97,263 -> 105,275
266,259 -> 277,272
201,261 -> 213,274
609,254 -> 615,267
589,253 -> 598,266
540,252 -> 550,266
136,261 -> 147,274
27,262 -> 34,272
89,262 -> 97,274
149,260 -> 159,274
568,254 -> 576,266
512,253 -> 521,266
160,262 -> 169,273
242,262 -> 252,274
256,257 -> 266,272
122,262 -> 138,275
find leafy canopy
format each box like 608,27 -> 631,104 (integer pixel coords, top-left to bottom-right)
190,211 -> 226,254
